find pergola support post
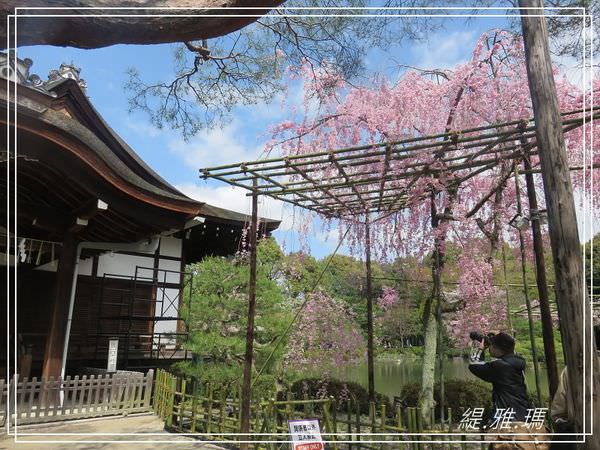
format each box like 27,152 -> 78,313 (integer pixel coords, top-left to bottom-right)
501,245 -> 515,336
520,138 -> 559,399
240,178 -> 259,449
364,216 -> 375,404
520,1 -> 599,445
513,167 -> 543,406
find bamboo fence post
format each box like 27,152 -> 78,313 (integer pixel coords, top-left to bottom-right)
410,407 -> 418,450
331,397 -> 337,438
219,389 -> 226,434
369,401 -> 375,434
238,384 -> 243,430
207,382 -> 213,435
191,380 -> 198,433
323,398 -> 338,450
416,407 -> 423,450
269,398 -> 277,450
355,400 -> 361,448
179,378 -> 187,432
347,399 -> 353,450
160,374 -> 167,424
166,375 -> 175,428
160,373 -> 166,419
152,371 -> 159,414
156,372 -> 162,417
144,369 -> 154,410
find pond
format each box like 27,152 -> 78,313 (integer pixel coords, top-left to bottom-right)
304,357 -> 553,400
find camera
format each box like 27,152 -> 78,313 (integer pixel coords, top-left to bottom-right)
469,331 -> 496,361
469,331 -> 495,347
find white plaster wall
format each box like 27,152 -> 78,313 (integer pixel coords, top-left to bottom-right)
34,259 -> 91,275
153,237 -> 183,341
160,236 -> 182,258
77,257 -> 93,276
97,253 -> 154,279
157,258 -> 181,283
30,236 -> 186,339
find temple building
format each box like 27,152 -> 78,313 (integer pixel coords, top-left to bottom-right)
0,53 -> 279,380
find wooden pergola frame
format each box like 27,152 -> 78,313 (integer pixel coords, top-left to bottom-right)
202,108 -> 596,220
199,106 -> 598,438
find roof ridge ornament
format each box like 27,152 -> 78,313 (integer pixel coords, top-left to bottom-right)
0,52 -> 87,95
46,62 -> 88,93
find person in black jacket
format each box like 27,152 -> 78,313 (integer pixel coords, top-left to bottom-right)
468,332 -> 532,426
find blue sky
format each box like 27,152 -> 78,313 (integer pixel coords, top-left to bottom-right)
17,12 -> 588,259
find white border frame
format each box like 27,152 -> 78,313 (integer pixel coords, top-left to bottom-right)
4,4 -> 595,446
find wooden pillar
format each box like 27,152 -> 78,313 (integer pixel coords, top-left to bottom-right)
519,1 -> 599,446
520,137 -> 559,398
41,235 -> 78,380
240,179 -> 258,449
364,217 -> 375,404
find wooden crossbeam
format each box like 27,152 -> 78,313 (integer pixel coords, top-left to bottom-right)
285,158 -> 354,213
329,151 -> 368,210
198,108 -> 598,220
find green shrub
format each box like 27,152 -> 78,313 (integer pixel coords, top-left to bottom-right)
170,361 -> 277,397
289,377 -> 391,415
399,379 -> 492,418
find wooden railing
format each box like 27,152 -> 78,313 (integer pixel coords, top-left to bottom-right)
153,369 -> 489,449
1,370 -> 153,426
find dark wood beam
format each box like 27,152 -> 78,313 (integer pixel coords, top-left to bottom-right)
73,198 -> 109,220
67,217 -> 89,234
42,235 -> 79,380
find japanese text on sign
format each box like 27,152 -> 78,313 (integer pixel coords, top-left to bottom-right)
288,419 -> 324,450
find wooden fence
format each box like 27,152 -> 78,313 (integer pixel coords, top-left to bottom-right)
153,369 -> 490,450
0,370 -> 153,426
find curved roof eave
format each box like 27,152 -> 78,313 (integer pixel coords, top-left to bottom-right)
2,81 -> 281,230
48,78 -> 184,196
1,85 -> 202,216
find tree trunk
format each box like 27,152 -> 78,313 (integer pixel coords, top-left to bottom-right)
419,292 -> 438,425
419,191 -> 452,426
2,0 -> 283,49
365,217 -> 375,404
519,1 -> 600,448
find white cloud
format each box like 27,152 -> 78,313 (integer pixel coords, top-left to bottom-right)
175,182 -> 298,232
168,121 -> 262,169
549,25 -> 596,87
315,228 -> 341,245
123,118 -> 163,138
410,30 -> 477,70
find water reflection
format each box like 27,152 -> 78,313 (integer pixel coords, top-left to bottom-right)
304,357 -> 551,399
